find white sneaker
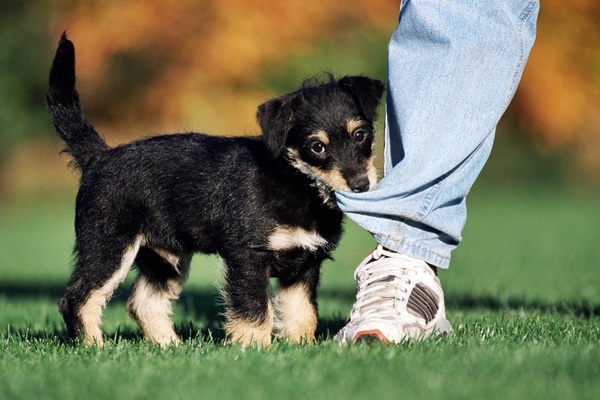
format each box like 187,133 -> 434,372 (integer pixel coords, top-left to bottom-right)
335,245 -> 452,344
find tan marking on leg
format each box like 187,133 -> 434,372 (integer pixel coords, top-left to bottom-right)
127,255 -> 190,347
78,235 -> 143,347
268,226 -> 328,252
126,278 -> 181,347
275,283 -> 317,343
224,302 -> 274,348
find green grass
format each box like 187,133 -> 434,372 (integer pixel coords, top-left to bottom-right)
1,185 -> 599,400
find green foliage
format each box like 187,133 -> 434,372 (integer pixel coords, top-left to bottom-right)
0,0 -> 53,147
260,28 -> 389,95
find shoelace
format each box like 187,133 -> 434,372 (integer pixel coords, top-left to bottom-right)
349,245 -> 433,321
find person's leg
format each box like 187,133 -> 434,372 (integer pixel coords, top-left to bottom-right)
335,0 -> 539,342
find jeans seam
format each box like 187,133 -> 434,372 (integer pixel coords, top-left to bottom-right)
414,179 -> 445,222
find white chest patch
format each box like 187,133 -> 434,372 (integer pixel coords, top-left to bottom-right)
268,226 -> 328,252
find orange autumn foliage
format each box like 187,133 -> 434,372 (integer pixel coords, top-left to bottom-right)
49,0 -> 397,138
510,0 -> 600,176
49,0 -> 600,176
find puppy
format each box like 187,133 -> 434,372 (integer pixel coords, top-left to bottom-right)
47,34 -> 384,347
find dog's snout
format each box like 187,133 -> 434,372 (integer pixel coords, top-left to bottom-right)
349,176 -> 371,193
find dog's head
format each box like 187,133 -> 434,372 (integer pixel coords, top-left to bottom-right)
257,75 -> 385,194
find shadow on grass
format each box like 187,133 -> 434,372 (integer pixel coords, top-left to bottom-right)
0,281 -> 349,342
2,282 -> 598,344
0,280 -> 226,343
445,294 -> 600,319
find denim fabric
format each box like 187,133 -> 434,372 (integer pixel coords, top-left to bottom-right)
336,0 -> 539,268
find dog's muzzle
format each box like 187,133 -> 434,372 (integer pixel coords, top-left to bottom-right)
348,176 -> 371,193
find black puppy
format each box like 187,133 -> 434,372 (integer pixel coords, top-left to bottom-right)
47,34 -> 384,347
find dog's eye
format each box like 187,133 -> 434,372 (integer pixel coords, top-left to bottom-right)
354,130 -> 367,143
311,142 -> 326,154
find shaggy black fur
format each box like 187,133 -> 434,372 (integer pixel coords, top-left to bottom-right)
47,33 -> 384,346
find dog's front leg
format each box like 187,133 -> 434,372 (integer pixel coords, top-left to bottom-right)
275,266 -> 320,344
222,256 -> 273,348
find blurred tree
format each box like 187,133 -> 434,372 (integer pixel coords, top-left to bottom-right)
2,0 -> 600,184
47,0 -> 397,137
509,0 -> 600,179
0,0 -> 53,147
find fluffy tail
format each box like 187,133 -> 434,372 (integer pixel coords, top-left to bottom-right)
46,33 -> 109,170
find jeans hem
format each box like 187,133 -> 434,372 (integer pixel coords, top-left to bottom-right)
374,234 -> 451,269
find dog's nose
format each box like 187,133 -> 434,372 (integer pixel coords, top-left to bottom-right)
349,176 -> 371,193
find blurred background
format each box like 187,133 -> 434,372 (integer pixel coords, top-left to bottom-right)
0,0 -> 599,206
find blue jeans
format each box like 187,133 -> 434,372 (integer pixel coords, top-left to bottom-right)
336,0 -> 539,269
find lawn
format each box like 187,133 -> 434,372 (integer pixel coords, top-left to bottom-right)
1,183 -> 599,400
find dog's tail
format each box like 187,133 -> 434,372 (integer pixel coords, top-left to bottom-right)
46,33 -> 109,170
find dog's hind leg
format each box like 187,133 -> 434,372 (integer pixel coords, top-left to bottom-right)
59,235 -> 143,347
127,247 -> 191,347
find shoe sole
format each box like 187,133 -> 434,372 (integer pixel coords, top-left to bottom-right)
350,318 -> 453,344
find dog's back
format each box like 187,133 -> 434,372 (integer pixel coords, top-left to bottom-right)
75,132 -> 335,254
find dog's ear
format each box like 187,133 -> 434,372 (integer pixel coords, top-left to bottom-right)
338,76 -> 385,121
256,92 -> 298,158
